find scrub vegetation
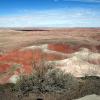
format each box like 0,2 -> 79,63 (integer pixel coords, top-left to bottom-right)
0,61 -> 100,100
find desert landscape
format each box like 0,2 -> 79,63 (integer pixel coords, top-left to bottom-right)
0,28 -> 100,100
0,0 -> 100,99
0,28 -> 100,83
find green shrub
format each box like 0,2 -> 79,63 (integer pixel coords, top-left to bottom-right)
14,61 -> 79,95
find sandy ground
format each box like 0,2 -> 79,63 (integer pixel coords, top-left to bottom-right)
75,94 -> 100,100
0,28 -> 100,83
0,28 -> 100,53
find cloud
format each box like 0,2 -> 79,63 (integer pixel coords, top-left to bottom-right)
0,8 -> 100,27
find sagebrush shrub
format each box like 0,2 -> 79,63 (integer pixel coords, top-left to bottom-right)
14,61 -> 79,94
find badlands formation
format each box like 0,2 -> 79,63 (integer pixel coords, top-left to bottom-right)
0,28 -> 100,84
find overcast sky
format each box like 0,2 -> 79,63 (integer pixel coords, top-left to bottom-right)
0,0 -> 100,27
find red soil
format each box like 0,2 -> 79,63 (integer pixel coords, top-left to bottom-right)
0,64 -> 11,73
43,52 -> 66,61
0,43 -> 99,84
88,60 -> 100,65
48,44 -> 74,53
96,45 -> 100,52
0,44 -> 69,76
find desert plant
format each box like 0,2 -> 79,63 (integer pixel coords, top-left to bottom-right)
14,60 -> 79,97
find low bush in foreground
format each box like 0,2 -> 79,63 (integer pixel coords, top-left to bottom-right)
0,61 -> 100,100
14,61 -> 79,96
